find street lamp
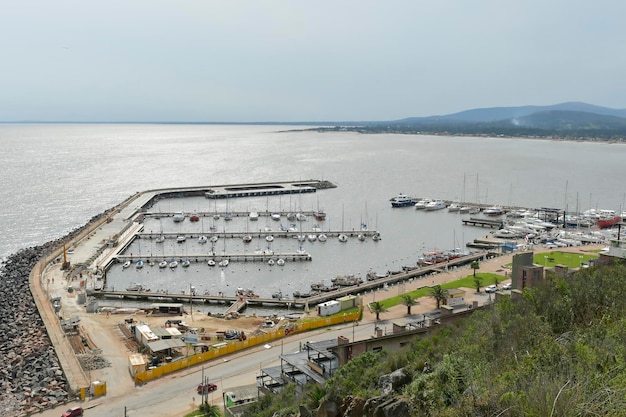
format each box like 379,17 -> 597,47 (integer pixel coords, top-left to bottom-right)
544,255 -> 548,267
579,255 -> 583,268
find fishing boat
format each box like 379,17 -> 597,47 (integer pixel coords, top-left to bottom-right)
597,214 -> 622,229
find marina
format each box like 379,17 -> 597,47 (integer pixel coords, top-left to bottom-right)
79,180 -> 623,313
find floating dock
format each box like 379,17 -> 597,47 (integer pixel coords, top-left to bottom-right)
461,218 -> 504,228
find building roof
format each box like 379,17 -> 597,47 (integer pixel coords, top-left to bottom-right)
147,338 -> 186,352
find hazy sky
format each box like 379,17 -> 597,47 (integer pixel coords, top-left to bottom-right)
2,1 -> 625,122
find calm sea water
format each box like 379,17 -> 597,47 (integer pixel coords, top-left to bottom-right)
1,124 -> 624,309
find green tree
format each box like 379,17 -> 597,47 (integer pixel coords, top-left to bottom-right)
304,383 -> 326,409
400,294 -> 418,315
473,275 -> 483,292
370,301 -> 387,321
471,260 -> 480,277
429,285 -> 449,309
199,402 -> 221,417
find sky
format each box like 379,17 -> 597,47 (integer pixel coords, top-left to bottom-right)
2,1 -> 626,122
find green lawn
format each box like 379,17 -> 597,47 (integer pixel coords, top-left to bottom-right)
532,251 -> 597,268
374,250 -> 600,310
375,272 -> 505,310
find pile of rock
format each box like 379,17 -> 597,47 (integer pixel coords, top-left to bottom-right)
0,246 -> 71,413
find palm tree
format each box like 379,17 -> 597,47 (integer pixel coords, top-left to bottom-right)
199,402 -> 221,417
473,275 -> 483,292
429,285 -> 449,309
471,260 -> 480,277
370,301 -> 387,321
400,294 -> 417,315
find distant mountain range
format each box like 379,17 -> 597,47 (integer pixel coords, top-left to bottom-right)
330,102 -> 626,139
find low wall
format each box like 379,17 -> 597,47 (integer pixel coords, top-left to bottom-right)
134,309 -> 362,384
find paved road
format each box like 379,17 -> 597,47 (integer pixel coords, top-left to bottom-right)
41,320 -> 379,417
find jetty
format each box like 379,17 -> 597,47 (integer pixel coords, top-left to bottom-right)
461,218 -> 504,228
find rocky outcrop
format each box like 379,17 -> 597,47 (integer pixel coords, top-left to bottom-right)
378,368 -> 411,395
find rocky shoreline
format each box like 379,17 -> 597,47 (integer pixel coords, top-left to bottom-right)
0,208 -> 115,415
0,245 -> 71,414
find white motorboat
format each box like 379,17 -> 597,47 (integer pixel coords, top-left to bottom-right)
414,198 -> 433,210
338,234 -> 348,242
267,259 -> 275,266
308,234 -> 317,242
447,203 -> 460,212
182,258 -> 190,268
198,235 -> 208,244
296,213 -> 307,222
317,233 -> 327,242
155,235 -> 165,243
169,260 -> 178,268
249,211 -> 259,221
271,212 -> 281,221
219,259 -> 229,267
483,205 -> 505,216
176,235 -> 186,243
357,233 -> 366,241
210,236 -> 218,243
266,235 -> 274,242
159,260 -> 168,268
122,260 -> 131,269
243,234 -> 252,243
425,200 -> 446,211
173,211 -> 185,222
207,259 -> 216,267
277,258 -> 285,266
135,259 -> 144,269
390,193 -> 415,207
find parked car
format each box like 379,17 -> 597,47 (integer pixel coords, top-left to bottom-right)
485,284 -> 498,293
197,382 -> 218,394
61,406 -> 83,417
502,283 -> 512,290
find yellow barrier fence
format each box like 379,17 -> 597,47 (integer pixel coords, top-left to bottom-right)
134,309 -> 362,384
